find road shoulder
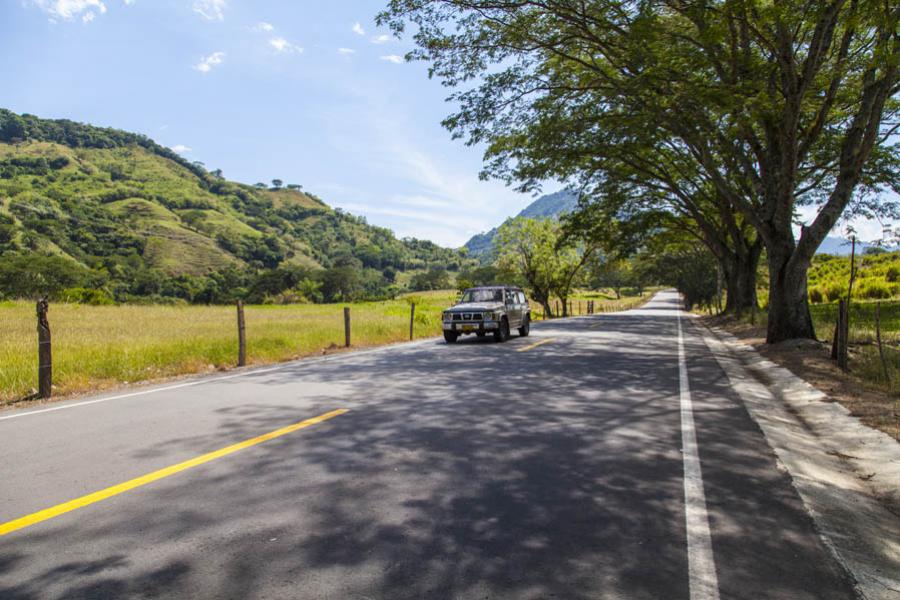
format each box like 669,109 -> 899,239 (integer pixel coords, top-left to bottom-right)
699,322 -> 900,600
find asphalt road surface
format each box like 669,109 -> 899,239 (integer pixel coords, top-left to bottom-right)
0,291 -> 858,599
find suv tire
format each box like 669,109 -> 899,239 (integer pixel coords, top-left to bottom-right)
493,317 -> 510,343
518,314 -> 531,337
444,331 -> 458,344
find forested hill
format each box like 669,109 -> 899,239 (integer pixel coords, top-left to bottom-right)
0,109 -> 469,303
464,189 -> 578,260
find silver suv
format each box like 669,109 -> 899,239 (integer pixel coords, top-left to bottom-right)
442,286 -> 531,343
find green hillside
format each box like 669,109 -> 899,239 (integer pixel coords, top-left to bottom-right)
807,250 -> 900,303
0,109 -> 470,303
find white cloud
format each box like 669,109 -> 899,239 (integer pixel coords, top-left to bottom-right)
379,55 -> 403,64
171,144 -> 192,154
31,0 -> 107,21
123,0 -> 134,5
194,51 -> 225,72
337,47 -> 356,55
370,34 -> 393,44
254,21 -> 274,32
351,22 -> 365,36
269,37 -> 303,54
192,0 -> 225,21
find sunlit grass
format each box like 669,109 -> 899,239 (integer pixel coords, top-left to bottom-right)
0,291 -> 456,403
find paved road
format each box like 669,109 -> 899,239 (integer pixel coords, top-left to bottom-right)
0,291 -> 857,599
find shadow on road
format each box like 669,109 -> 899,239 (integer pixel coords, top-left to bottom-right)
0,293 -> 858,599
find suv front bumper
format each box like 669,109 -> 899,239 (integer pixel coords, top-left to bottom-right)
443,320 -> 499,333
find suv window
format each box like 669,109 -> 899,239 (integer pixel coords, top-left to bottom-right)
517,292 -> 526,304
460,289 -> 503,303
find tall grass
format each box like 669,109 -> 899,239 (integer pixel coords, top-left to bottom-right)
0,291 -> 455,404
810,301 -> 900,394
0,289 -> 654,403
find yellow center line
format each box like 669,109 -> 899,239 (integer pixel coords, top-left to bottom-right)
516,338 -> 556,352
0,408 -> 348,537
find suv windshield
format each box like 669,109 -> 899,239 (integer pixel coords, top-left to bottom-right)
460,289 -> 504,303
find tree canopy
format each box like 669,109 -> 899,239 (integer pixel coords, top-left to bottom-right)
380,0 -> 899,341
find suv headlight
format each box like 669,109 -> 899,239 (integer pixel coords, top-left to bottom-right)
442,311 -> 451,321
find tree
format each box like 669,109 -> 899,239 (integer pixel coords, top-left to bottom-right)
321,266 -> 362,302
495,217 -> 595,317
0,255 -> 93,299
380,0 -> 899,341
271,179 -> 283,190
254,182 -> 267,188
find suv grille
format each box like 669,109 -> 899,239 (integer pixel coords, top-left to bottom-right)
452,313 -> 484,321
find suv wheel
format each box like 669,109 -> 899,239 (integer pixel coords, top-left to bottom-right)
518,315 -> 531,337
443,331 -> 458,344
493,317 -> 510,343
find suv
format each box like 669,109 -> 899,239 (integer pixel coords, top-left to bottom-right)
442,286 -> 531,343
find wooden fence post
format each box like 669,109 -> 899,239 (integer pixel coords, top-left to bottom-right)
836,299 -> 850,371
409,302 -> 416,341
875,302 -> 891,385
236,299 -> 246,367
831,302 -> 842,360
37,298 -> 52,399
344,307 -> 351,348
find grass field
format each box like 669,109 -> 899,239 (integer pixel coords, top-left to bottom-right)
0,291 -> 455,404
0,289 -> 653,404
810,300 -> 900,394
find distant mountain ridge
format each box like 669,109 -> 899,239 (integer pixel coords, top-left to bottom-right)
464,189 -> 578,259
816,236 -> 897,255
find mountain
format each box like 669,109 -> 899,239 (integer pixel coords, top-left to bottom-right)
0,109 -> 468,303
464,189 -> 579,260
816,236 -> 896,256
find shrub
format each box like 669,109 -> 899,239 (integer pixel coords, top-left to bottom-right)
887,266 -> 899,283
808,287 -> 824,304
59,287 -> 115,305
823,281 -> 845,302
858,280 -> 893,300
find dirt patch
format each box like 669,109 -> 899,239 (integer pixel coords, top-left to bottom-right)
702,314 -> 900,441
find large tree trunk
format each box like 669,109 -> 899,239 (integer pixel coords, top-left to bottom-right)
765,246 -> 815,342
722,241 -> 762,316
541,300 -> 553,318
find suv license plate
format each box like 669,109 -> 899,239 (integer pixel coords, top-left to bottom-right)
461,325 -> 475,332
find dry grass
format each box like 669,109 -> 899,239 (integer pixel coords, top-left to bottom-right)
0,291 -> 456,404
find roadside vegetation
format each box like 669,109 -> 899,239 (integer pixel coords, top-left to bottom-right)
0,288 -> 655,404
696,250 -> 900,395
0,291 -> 457,404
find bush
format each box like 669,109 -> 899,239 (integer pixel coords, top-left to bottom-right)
823,281 -> 845,302
59,287 -> 115,305
808,287 -> 824,304
858,279 -> 893,300
887,266 -> 899,283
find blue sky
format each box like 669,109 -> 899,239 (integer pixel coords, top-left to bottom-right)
1,0 -> 544,247
2,1 -> 894,246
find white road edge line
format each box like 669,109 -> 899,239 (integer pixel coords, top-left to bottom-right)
0,338 -> 438,422
677,311 -> 721,600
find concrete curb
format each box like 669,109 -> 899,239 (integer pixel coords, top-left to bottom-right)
699,324 -> 900,600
